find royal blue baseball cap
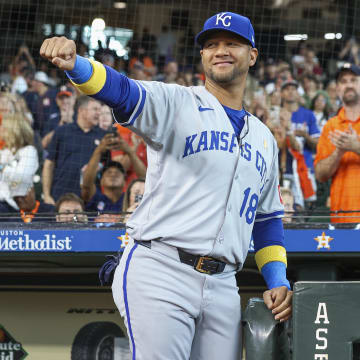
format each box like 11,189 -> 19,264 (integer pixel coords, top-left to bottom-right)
195,12 -> 255,48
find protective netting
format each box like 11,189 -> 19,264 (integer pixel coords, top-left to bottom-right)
0,0 -> 360,224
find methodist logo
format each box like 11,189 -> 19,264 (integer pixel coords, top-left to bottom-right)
0,325 -> 28,359
314,232 -> 334,250
0,231 -> 72,251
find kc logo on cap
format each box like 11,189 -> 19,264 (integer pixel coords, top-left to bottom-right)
215,13 -> 232,27
195,11 -> 256,48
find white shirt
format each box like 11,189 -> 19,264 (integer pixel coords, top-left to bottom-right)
0,145 -> 39,209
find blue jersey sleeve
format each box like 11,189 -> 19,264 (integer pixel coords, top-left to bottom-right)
252,217 -> 284,252
66,55 -> 141,122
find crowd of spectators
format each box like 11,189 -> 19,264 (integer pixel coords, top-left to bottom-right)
1,29 -> 360,224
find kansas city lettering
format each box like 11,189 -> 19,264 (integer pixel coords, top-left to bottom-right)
183,131 -> 267,180
183,131 -> 238,157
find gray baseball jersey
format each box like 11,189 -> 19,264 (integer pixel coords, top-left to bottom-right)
115,81 -> 284,267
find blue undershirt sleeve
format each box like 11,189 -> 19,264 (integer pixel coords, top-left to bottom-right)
261,262 -> 291,290
65,55 -> 93,84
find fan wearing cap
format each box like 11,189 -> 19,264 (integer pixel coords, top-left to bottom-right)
81,133 -> 125,214
42,85 -> 76,149
315,63 -> 360,223
41,12 -> 292,359
31,71 -> 60,137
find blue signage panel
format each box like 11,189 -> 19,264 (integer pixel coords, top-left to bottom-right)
0,229 -> 128,252
0,228 -> 359,253
284,229 -> 360,252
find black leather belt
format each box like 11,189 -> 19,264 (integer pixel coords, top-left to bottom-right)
135,240 -> 226,275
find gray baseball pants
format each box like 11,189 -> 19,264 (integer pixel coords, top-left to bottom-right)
112,239 -> 242,360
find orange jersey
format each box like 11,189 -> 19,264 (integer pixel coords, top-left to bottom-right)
314,107 -> 360,223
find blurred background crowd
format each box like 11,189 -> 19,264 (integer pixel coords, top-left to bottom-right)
0,21 -> 359,224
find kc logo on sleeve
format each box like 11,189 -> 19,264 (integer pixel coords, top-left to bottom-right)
215,13 -> 232,27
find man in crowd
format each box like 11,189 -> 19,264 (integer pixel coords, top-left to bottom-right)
315,63 -> 360,223
55,192 -> 87,223
0,185 -> 54,223
81,133 -> 126,212
42,85 -> 76,148
42,96 -> 105,204
98,104 -> 113,131
31,71 -> 57,136
155,60 -> 179,83
112,125 -> 147,191
281,80 -> 320,209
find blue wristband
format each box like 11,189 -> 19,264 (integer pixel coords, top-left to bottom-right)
261,261 -> 291,290
65,55 -> 93,84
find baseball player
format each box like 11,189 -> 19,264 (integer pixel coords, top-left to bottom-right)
40,12 -> 292,360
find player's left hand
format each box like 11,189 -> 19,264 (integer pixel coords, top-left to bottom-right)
263,286 -> 293,322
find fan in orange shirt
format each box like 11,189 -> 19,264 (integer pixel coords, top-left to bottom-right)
315,63 -> 360,223
111,124 -> 147,191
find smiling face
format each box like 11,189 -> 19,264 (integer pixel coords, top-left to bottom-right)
200,31 -> 258,85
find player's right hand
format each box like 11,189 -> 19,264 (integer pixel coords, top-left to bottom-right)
40,36 -> 76,71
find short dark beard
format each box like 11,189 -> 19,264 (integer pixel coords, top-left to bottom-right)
206,66 -> 241,84
343,89 -> 359,106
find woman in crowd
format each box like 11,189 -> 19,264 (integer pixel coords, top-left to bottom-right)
325,80 -> 341,115
0,112 -> 39,211
122,178 -> 145,222
0,91 -> 33,124
310,92 -> 331,132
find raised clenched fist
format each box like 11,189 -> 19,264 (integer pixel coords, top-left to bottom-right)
40,36 -> 77,71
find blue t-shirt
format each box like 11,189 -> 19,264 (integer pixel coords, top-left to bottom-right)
291,106 -> 320,171
85,189 -> 124,212
222,105 -> 246,138
47,122 -> 106,200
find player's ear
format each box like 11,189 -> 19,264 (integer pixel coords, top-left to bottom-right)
249,47 -> 258,67
200,49 -> 203,58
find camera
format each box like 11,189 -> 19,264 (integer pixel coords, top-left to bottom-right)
134,194 -> 143,203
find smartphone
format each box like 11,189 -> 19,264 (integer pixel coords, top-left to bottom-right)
110,127 -> 118,138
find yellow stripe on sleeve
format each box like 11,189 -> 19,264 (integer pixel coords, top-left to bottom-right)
255,245 -> 287,272
70,59 -> 106,95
